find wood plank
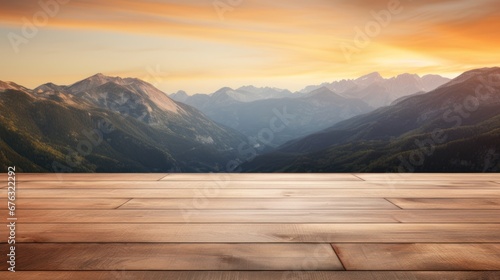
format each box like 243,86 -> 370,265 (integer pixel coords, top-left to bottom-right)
10,209 -> 500,223
0,243 -> 342,271
1,271 -> 498,280
161,173 -> 362,181
16,180 -> 500,189
0,199 -> 130,209
355,173 -> 500,181
16,223 -> 500,243
7,188 -> 500,198
121,198 -> 399,210
1,173 -> 10,188
12,173 -> 169,181
389,198 -> 500,209
6,209 -> 398,223
0,198 -> 398,210
391,210 -> 500,223
333,243 -> 500,270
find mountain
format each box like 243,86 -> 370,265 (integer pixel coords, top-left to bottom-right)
421,74 -> 452,91
242,67 -> 500,172
299,72 -> 450,107
0,81 -> 29,92
171,86 -> 372,147
236,85 -> 294,101
169,90 -> 189,103
0,74 -> 247,172
168,72 -> 449,148
171,86 -> 296,105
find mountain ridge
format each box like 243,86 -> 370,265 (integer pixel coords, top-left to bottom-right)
241,67 -> 500,172
169,72 -> 450,147
299,72 -> 451,107
0,74 -> 247,172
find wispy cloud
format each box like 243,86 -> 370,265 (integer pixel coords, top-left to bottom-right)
1,0 -> 499,92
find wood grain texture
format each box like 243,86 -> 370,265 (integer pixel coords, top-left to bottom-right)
161,173 -> 362,181
390,210 -> 500,223
11,173 -> 169,181
7,209 -> 398,223
9,209 -> 500,223
7,188 -> 500,198
389,198 -> 500,209
17,223 -> 500,243
17,180 -> 500,189
333,243 -> 500,270
0,243 -> 342,271
3,173 -> 500,274
355,173 -> 500,181
0,198 -> 130,209
1,271 -> 499,280
121,198 -> 399,210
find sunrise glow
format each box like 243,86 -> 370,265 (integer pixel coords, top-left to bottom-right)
1,0 -> 499,93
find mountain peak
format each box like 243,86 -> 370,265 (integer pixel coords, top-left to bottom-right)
88,73 -> 119,82
33,82 -> 67,95
215,87 -> 234,93
458,67 -> 500,78
395,73 -> 420,79
63,73 -> 183,114
238,85 -> 258,91
305,86 -> 346,101
68,73 -> 122,93
443,67 -> 500,88
174,90 -> 188,95
357,72 -> 383,81
392,73 -> 421,84
0,81 -> 26,92
211,87 -> 236,97
169,90 -> 189,102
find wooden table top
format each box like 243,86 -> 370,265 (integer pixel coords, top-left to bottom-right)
1,173 -> 500,279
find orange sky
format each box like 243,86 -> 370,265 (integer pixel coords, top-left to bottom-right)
1,0 -> 499,93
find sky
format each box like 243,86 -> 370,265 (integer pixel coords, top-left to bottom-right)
0,0 -> 499,94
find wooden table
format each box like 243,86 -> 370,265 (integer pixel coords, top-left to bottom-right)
1,173 -> 500,279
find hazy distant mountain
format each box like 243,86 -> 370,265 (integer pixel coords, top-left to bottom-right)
421,74 -> 452,91
0,74 -> 247,172
236,85 -> 294,101
171,86 -> 372,147
242,67 -> 500,172
169,90 -> 189,103
171,86 -> 296,105
300,72 -> 450,107
169,72 -> 450,147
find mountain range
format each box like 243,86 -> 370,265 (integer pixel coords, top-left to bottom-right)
241,67 -> 500,172
299,72 -> 451,107
1,69 -> 491,173
169,73 -> 450,146
0,74 -> 246,172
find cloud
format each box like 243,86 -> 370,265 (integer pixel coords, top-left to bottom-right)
1,0 -> 499,92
